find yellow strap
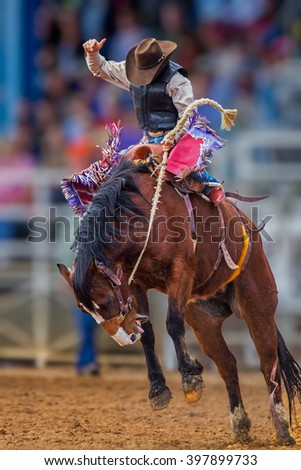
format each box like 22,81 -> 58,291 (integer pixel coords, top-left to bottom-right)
226,225 -> 249,284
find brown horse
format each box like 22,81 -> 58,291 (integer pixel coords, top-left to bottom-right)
58,159 -> 301,445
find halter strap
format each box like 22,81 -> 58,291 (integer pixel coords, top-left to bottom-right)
96,262 -> 133,335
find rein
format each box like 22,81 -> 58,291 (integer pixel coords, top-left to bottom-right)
95,262 -> 133,335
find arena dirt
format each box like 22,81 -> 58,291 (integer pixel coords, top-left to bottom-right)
0,367 -> 300,450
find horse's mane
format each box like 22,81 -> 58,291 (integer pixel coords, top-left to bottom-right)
72,160 -> 145,310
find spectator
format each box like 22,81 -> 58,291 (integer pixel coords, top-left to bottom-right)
0,132 -> 36,260
75,306 -> 100,376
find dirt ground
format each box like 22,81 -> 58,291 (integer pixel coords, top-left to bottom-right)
0,366 -> 300,450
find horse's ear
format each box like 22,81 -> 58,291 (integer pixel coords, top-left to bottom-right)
57,263 -> 72,285
89,259 -> 99,272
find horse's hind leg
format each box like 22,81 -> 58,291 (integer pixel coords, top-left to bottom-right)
234,265 -> 295,445
185,300 -> 251,443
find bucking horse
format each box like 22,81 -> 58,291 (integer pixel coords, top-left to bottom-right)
58,100 -> 301,445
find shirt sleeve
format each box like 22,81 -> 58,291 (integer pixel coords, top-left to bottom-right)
166,73 -> 195,141
85,52 -> 130,91
166,73 -> 195,117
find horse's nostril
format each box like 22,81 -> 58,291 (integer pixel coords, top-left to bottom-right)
130,334 -> 136,342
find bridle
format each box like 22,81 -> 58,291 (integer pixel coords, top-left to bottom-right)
94,262 -> 133,336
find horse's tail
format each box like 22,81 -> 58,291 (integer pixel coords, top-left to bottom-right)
277,327 -> 301,423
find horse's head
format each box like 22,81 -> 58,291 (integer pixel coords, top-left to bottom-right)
57,260 -> 148,346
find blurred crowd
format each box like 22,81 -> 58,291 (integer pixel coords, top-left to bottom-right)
2,0 -> 301,177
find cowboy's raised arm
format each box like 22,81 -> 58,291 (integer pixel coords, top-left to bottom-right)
83,38 -> 130,91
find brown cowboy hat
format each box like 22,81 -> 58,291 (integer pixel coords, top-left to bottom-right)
125,38 -> 177,86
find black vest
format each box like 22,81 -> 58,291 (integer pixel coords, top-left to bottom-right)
130,61 -> 188,132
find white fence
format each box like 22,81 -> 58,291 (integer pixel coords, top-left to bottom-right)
1,129 -> 301,368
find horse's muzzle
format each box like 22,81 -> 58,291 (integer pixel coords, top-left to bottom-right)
112,327 -> 141,346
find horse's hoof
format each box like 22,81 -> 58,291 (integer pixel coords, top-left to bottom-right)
276,434 -> 296,446
150,387 -> 172,411
272,403 -> 296,446
232,429 -> 251,444
182,375 -> 205,404
230,404 -> 251,443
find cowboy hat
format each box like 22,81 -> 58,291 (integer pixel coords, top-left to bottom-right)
125,38 -> 177,86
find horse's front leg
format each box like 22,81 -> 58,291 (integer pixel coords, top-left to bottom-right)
133,287 -> 172,411
166,297 -> 205,404
140,320 -> 172,411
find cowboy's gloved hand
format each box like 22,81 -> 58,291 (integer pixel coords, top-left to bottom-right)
162,140 -> 175,153
83,38 -> 107,54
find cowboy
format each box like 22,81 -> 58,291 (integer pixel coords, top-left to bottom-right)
82,37 -> 225,204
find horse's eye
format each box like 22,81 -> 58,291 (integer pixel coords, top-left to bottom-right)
99,299 -> 113,310
103,299 -> 113,310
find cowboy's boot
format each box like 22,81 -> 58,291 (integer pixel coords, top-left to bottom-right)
207,187 -> 225,205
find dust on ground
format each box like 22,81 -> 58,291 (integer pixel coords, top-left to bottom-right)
0,366 -> 300,450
